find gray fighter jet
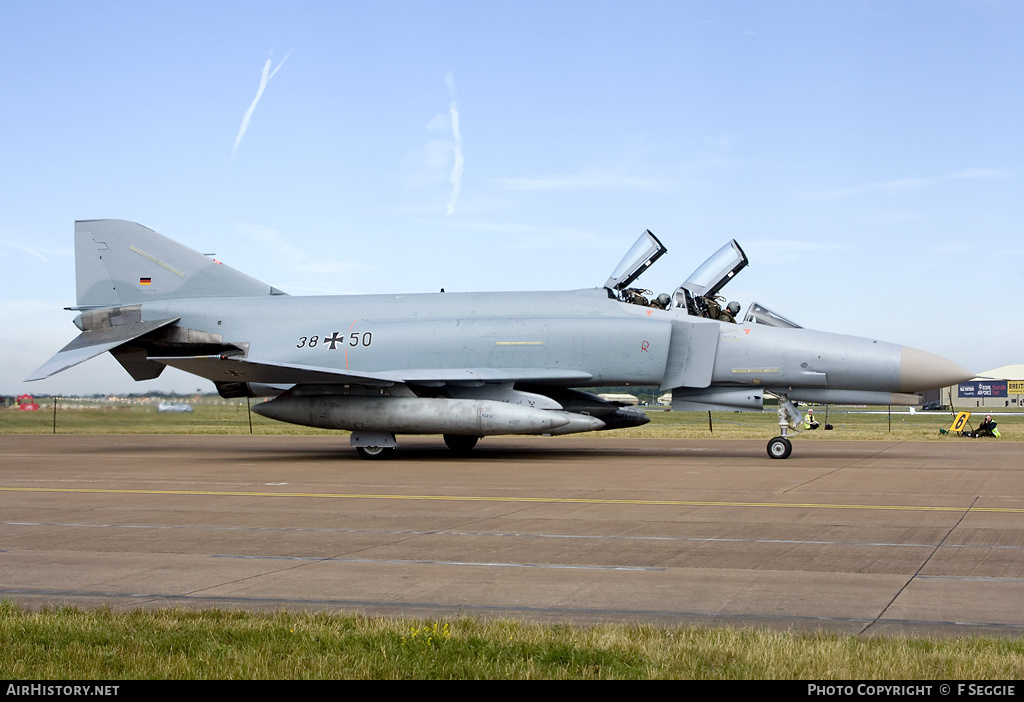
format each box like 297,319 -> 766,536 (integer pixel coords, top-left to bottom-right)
28,221 -> 972,459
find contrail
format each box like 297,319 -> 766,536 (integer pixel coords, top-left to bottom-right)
232,53 -> 290,159
446,73 -> 463,216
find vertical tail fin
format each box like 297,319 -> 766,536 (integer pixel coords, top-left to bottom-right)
75,219 -> 286,307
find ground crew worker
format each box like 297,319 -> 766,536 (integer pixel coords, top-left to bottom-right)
805,408 -> 820,430
976,415 -> 999,437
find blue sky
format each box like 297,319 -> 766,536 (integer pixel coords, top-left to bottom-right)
2,1 -> 1021,395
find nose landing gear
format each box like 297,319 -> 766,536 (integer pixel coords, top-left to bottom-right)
767,394 -> 802,459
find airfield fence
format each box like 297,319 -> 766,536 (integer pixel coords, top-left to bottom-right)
1,396 -> 1019,442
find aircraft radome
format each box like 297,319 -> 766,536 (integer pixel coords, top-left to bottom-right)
29,221 -> 973,459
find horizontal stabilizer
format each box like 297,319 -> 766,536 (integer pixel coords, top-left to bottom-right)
26,318 -> 180,381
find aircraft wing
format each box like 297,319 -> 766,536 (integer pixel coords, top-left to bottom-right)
26,318 -> 181,381
152,354 -> 593,387
152,356 -> 403,386
395,368 -> 594,384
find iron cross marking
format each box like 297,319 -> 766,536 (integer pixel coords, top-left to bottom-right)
325,332 -> 344,350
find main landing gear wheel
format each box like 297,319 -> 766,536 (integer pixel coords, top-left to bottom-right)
443,434 -> 479,453
767,436 -> 792,459
356,445 -> 394,460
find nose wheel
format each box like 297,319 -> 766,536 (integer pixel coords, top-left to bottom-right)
767,436 -> 793,459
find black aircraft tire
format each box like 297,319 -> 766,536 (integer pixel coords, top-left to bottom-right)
767,436 -> 792,460
356,446 -> 394,460
443,434 -> 480,453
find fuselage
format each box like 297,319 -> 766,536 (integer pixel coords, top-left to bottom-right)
132,286 -> 956,398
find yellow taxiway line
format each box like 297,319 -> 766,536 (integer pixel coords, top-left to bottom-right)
1,485 -> 1022,514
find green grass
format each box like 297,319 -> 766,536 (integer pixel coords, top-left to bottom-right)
0,400 -> 334,436
3,603 -> 1024,679
3,398 -> 1019,442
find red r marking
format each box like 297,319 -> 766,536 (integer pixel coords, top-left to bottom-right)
641,340 -> 650,352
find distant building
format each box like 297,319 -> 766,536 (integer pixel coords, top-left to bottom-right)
940,365 -> 1024,409
597,393 -> 639,405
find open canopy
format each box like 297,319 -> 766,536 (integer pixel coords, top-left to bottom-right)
678,240 -> 748,299
604,230 -> 667,292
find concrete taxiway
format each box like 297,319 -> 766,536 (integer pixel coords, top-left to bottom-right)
1,434 -> 1022,636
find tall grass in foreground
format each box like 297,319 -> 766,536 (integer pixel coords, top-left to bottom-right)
2,603 -> 1023,679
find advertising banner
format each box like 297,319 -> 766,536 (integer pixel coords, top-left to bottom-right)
958,381 -> 1008,398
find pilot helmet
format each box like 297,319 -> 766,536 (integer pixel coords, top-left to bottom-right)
656,293 -> 670,307
726,301 -> 740,316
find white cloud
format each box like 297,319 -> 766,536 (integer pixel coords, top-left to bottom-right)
857,212 -> 917,226
231,223 -> 368,294
232,53 -> 290,159
0,228 -> 71,262
444,220 -> 616,250
3,242 -> 49,261
949,168 -> 1012,180
446,73 -> 464,216
932,241 -> 973,254
741,239 -> 848,265
798,168 -> 1012,200
495,168 -> 670,192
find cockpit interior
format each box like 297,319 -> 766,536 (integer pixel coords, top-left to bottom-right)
604,230 -> 801,328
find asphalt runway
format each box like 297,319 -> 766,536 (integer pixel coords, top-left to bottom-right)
2,434 -> 1023,637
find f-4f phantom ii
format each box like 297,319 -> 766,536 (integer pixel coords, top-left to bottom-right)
29,221 -> 973,459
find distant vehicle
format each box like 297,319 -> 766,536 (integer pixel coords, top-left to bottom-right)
157,402 -> 193,413
16,394 -> 39,412
920,401 -> 948,411
29,220 -> 972,460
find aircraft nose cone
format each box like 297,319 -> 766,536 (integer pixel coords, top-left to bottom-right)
898,346 -> 973,392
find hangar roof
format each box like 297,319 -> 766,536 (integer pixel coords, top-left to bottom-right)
974,365 -> 1024,381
